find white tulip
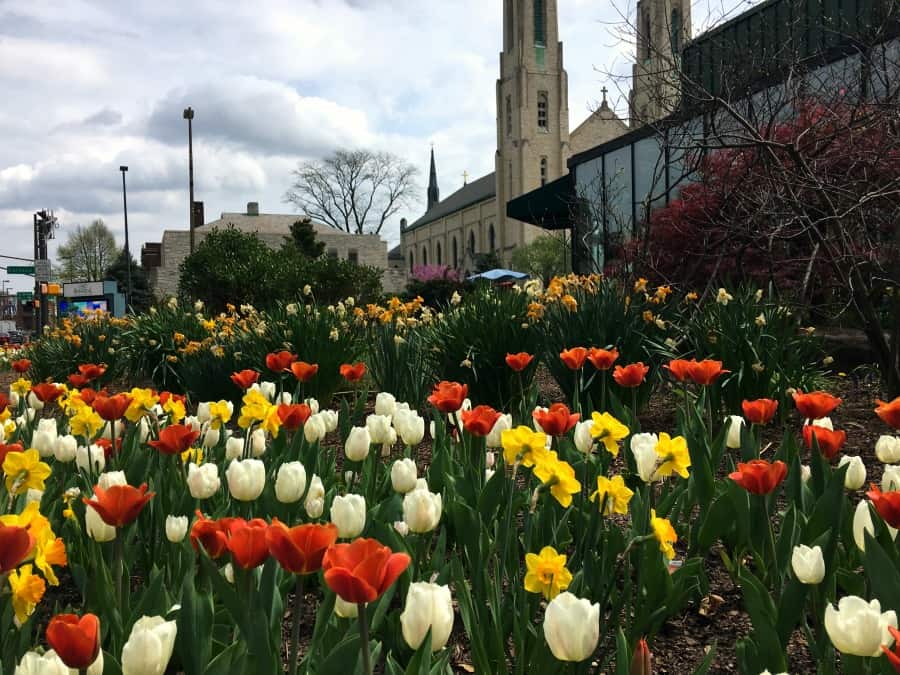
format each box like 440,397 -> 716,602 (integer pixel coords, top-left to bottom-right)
838,455 -> 866,490
320,409 -> 339,433
187,463 -> 221,500
485,468 -> 496,482
101,420 -> 124,440
876,435 -> 900,464
225,436 -> 244,461
76,444 -> 106,474
27,391 -> 43,411
224,563 -> 235,584
304,413 -> 327,443
543,592 -> 600,662
305,475 -> 325,518
331,493 -> 366,538
201,427 -> 220,449
196,402 -> 212,424
345,426 -> 372,462
824,596 -> 897,657
485,413 -> 512,449
85,504 -> 116,541
485,451 -> 495,469
883,464 -> 900,492
811,416 -> 834,431
375,392 -> 397,417
400,582 -> 454,652
279,392 -> 293,405
250,428 -> 267,457
852,500 -> 898,551
165,516 -> 188,543
365,414 -> 392,445
184,415 -> 201,433
791,545 -> 825,584
53,435 -> 77,463
393,520 -> 410,537
334,596 -> 359,618
305,397 -> 320,414
395,409 -> 425,446
573,420 -> 595,454
391,458 -> 418,494
137,417 -> 152,443
630,433 -> 660,483
800,464 -> 812,483
31,418 -> 58,457
225,458 -> 265,501
275,461 -> 307,503
121,615 -> 177,675
260,381 -> 276,402
725,415 -> 744,449
403,483 -> 442,533
99,471 -> 128,490
14,650 -> 68,675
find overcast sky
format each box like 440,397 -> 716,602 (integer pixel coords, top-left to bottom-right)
0,0 -> 760,292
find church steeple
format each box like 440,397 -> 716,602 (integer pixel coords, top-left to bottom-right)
427,147 -> 439,210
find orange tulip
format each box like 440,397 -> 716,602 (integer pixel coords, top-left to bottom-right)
793,390 -> 841,420
340,362 -> 367,383
323,537 -> 411,604
802,425 -> 847,460
159,391 -> 186,407
866,485 -> 900,529
587,347 -> 619,371
266,350 -> 297,373
77,363 -> 106,381
83,483 -> 155,528
266,520 -> 339,575
664,359 -> 692,382
148,424 -> 200,455
875,397 -> 900,429
613,363 -> 650,388
31,382 -> 63,403
11,358 -> 31,374
742,399 -> 778,425
92,393 -> 133,421
428,381 -> 468,413
190,512 -> 229,559
685,359 -> 729,386
277,403 -> 312,431
46,613 -> 100,669
460,405 -> 502,437
505,352 -> 534,372
560,347 -> 588,371
231,369 -> 259,390
728,459 -> 788,495
223,518 -> 270,570
290,361 -> 319,383
533,403 -> 580,437
0,524 -> 34,573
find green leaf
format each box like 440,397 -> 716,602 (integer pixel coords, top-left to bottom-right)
320,634 -> 363,674
176,573 -> 214,675
863,532 -> 900,611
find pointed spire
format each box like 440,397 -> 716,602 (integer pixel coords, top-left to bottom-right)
427,146 -> 440,210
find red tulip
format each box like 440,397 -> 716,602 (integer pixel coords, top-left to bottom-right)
277,403 -> 312,431
793,390 -> 841,420
190,512 -> 228,559
266,350 -> 297,373
0,524 -> 34,573
505,352 -> 534,372
266,520 -> 339,575
340,362 -> 367,383
587,347 -> 619,371
613,363 -> 650,388
0,392 -> 8,412
290,361 -> 319,383
148,424 -> 200,455
11,358 -> 31,374
67,373 -> 90,388
802,425 -> 847,460
82,483 -> 155,527
875,397 -> 900,429
728,459 -> 788,495
664,359 -> 692,382
560,347 -> 588,371
231,369 -> 259,390
159,391 -> 186,407
428,381 -> 468,413
94,437 -> 122,460
866,485 -> 900,529
78,388 -> 103,406
46,613 -> 100,669
92,393 -> 133,421
742,398 -> 779,425
31,382 -> 63,403
686,359 -> 729,386
0,442 -> 24,468
322,537 -> 411,604
223,518 -> 270,570
882,625 -> 900,671
630,637 -> 652,675
77,363 -> 106,381
460,405 -> 502,437
533,403 -> 580,436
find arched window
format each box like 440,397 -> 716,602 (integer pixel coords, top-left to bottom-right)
408,251 -> 414,272
488,224 -> 496,252
468,231 -> 476,255
540,157 -> 548,186
422,246 -> 428,266
436,241 -> 442,265
452,237 -> 459,268
671,9 -> 682,57
537,91 -> 548,130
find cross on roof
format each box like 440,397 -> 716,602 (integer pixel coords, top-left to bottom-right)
601,86 -> 608,104
462,170 -> 469,185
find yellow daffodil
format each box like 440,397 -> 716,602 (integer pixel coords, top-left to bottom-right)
589,412 -> 629,457
181,447 -> 204,465
59,388 -> 86,415
0,502 -> 51,544
0,406 -> 10,424
501,426 -> 549,468
34,536 -> 67,586
650,509 -> 677,560
69,406 -> 104,439
533,452 -> 581,508
163,397 -> 186,423
238,388 -> 273,429
524,546 -> 573,600
11,378 -> 31,397
633,277 -> 648,293
125,388 -> 159,422
654,433 -> 691,479
3,449 -> 51,495
8,564 -> 46,625
590,475 -> 634,515
208,400 -> 233,429
260,405 -> 282,438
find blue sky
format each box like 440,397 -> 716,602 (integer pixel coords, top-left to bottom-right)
0,0 -> 760,292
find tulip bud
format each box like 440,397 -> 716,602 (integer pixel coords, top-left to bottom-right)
120,615 -> 177,675
165,516 -> 188,543
394,409 -> 425,446
305,397 -> 320,414
225,436 -> 243,461
275,461 -> 307,503
334,596 -> 359,618
260,381 -> 276,402
137,417 -> 152,443
86,504 -> 116,542
31,418 -> 58,457
365,414 -> 392,445
305,475 -> 325,518
98,471 -> 128,490
224,563 -> 235,584
391,458 -> 418,494
320,409 -> 339,432
852,500 -> 899,552
883,464 -> 900,492
187,462 -> 221,500
53,435 -> 78,463
76,444 -> 106,474
304,413 -> 327,443
330,493 -> 366,538
791,544 -> 825,584
824,596 -> 898,657
629,638 -> 652,675
485,468 -> 495,482
197,402 -> 211,423
485,451 -> 495,469
838,455 -> 866,490
15,650 -> 70,675
875,435 -> 900,464
725,415 -> 744,449
403,484 -> 442,534
573,420 -> 595,454
225,458 -> 265,501
375,392 -> 397,417
630,433 -> 660,483
393,520 -> 409,537
543,592 -> 600,662
201,427 -> 220,449
250,428 -> 267,457
485,413 -> 513,449
345,427 -> 372,462
400,582 -> 454,652
800,464 -> 812,483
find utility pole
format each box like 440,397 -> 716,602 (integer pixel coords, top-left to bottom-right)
33,210 -> 56,333
120,165 -> 132,308
183,107 -> 196,253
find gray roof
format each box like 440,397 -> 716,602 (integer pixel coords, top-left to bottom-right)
405,172 -> 495,232
388,244 -> 403,259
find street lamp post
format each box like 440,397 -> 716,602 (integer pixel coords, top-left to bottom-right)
183,107 -> 195,253
120,165 -> 131,308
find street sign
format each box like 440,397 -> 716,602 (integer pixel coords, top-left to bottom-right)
34,260 -> 51,283
7,265 -> 34,275
64,281 -> 104,297
16,292 -> 33,302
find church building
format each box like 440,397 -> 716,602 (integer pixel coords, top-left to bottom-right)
400,0 -> 685,275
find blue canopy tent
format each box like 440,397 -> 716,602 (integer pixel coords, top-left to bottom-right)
467,269 -> 530,282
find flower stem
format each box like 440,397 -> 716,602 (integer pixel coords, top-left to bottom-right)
288,575 -> 305,675
358,603 -> 372,675
113,534 -> 124,610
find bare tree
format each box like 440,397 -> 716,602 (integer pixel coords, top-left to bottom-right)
284,150 -> 419,235
56,219 -> 120,282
